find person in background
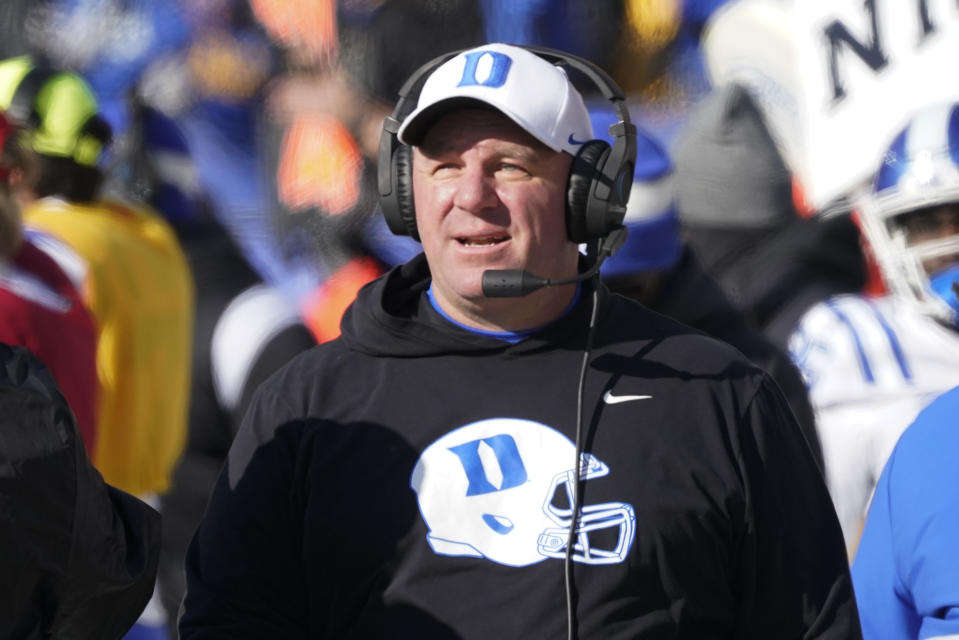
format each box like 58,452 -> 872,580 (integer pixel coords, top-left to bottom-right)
596,106 -> 822,470
0,60 -> 194,639
788,101 -> 959,557
181,43 -> 858,638
0,55 -> 195,503
0,342 -> 160,640
0,108 -> 98,452
673,83 -> 868,350
851,385 -> 959,640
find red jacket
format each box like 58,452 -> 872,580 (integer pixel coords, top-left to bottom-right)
0,239 -> 99,452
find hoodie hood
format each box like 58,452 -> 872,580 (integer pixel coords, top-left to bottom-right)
340,253 -> 596,357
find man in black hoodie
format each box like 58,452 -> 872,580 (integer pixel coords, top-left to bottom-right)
181,43 -> 859,639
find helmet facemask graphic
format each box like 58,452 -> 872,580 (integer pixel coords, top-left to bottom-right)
411,418 -> 635,568
537,453 -> 636,564
857,103 -> 959,326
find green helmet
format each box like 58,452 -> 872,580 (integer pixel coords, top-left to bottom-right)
0,56 -> 111,168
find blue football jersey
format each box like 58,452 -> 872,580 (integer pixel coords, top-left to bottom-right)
852,386 -> 959,639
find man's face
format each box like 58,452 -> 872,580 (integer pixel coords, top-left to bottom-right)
411,108 -> 578,329
898,203 -> 959,275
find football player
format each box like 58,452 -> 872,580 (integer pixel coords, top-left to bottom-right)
789,100 -> 959,557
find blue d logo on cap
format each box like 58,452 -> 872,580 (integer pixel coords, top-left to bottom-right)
457,51 -> 512,88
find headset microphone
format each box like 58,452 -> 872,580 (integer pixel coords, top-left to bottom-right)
482,257 -> 602,298
481,226 -> 627,298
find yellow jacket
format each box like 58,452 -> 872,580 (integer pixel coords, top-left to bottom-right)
26,197 -> 193,497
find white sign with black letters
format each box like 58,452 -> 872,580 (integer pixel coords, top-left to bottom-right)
704,0 -> 959,210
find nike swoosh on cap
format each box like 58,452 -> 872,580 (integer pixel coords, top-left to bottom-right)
568,133 -> 588,146
603,390 -> 653,404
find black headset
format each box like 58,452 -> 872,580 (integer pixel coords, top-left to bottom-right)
377,44 -> 637,246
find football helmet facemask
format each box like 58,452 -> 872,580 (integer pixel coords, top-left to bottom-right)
857,101 -> 959,325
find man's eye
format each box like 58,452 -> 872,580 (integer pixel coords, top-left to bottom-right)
498,163 -> 527,175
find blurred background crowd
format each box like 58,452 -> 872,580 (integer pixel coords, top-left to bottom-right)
2,0 -> 959,638
0,0 -> 732,309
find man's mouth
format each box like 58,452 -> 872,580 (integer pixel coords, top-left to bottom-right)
457,235 -> 509,247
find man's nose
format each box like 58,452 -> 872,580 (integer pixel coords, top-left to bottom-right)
452,165 -> 498,212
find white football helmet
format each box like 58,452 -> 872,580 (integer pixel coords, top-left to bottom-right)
410,418 -> 635,567
857,101 -> 959,325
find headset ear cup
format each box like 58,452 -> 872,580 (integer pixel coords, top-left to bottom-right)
566,140 -> 611,243
387,144 -> 420,241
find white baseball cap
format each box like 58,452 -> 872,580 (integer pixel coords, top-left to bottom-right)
397,43 -> 594,156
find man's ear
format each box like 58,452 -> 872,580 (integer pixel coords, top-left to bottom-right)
7,167 -> 24,189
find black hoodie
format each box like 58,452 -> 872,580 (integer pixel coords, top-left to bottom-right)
0,343 -> 159,639
641,248 -> 823,471
181,254 -> 860,639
